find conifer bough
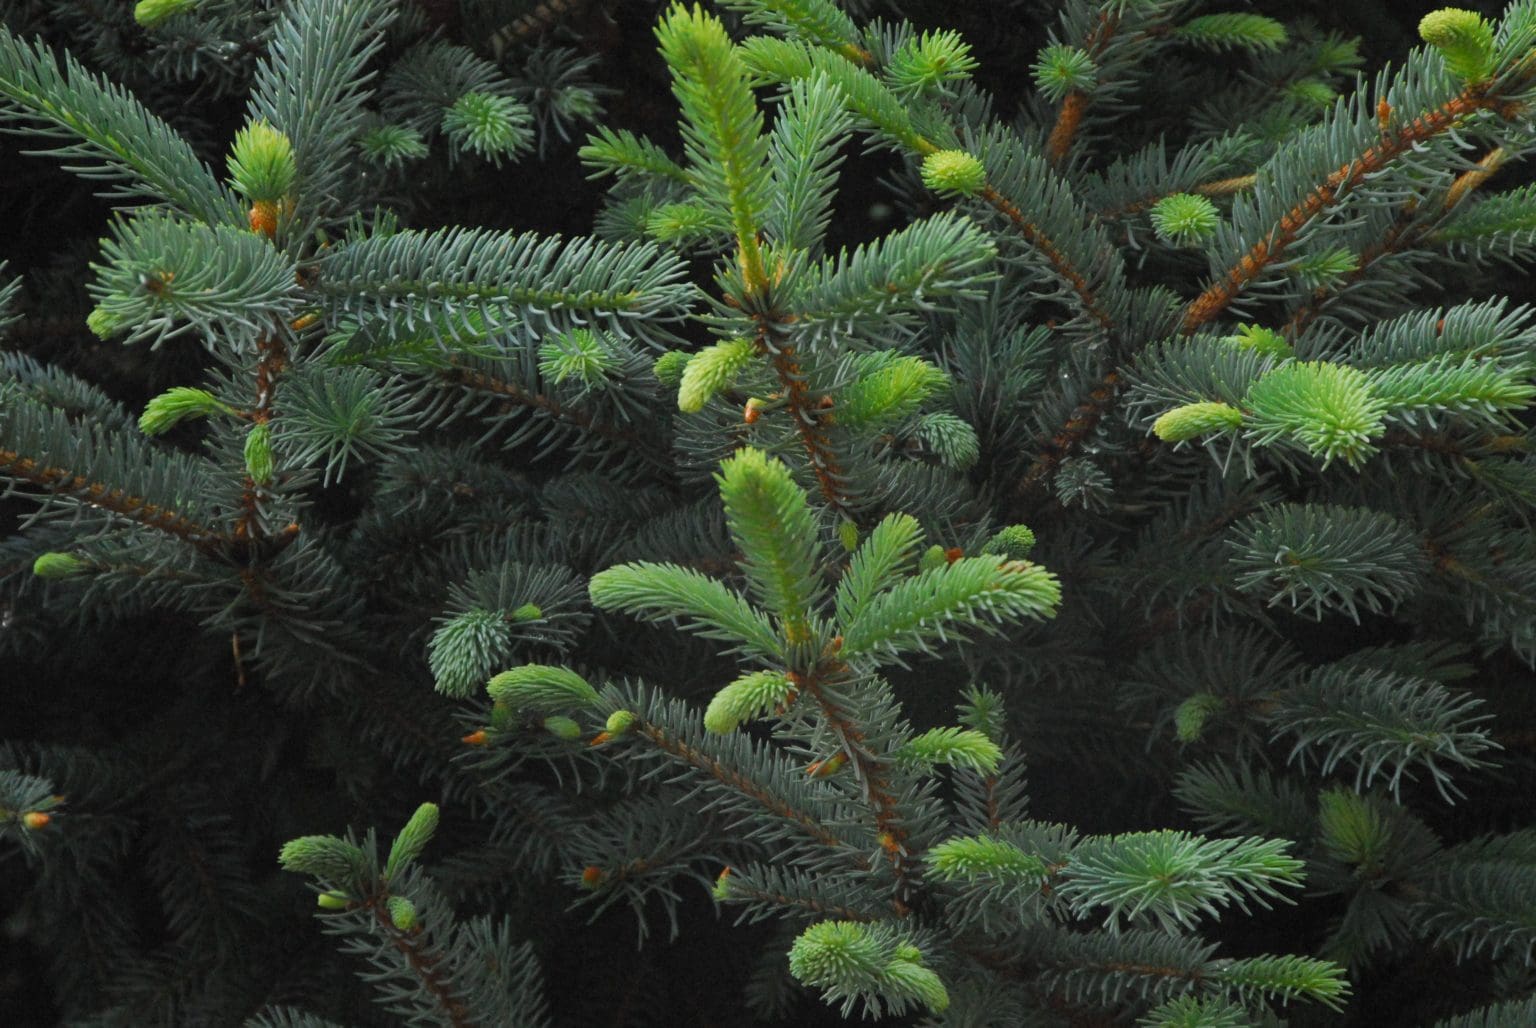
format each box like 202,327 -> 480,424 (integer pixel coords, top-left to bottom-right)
2,0 -> 1536,1025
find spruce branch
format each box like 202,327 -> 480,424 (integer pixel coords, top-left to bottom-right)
0,25 -> 240,225
1182,56 -> 1536,333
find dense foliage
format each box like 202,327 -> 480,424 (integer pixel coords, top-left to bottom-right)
2,1 -> 1535,1025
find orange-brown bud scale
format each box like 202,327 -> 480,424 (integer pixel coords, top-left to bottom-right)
22,812 -> 50,829
581,865 -> 606,888
945,547 -> 964,563
248,201 -> 279,239
589,731 -> 613,746
461,729 -> 488,746
807,752 -> 847,777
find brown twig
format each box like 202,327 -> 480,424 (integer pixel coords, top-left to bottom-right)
441,362 -> 662,458
751,313 -> 851,517
1182,87 -> 1520,334
796,655 -> 915,914
1282,146 -> 1508,339
368,897 -> 472,1027
233,331 -> 288,545
0,447 -> 217,544
978,187 -> 1115,331
1010,370 -> 1121,511
634,719 -> 867,864
1046,13 -> 1120,165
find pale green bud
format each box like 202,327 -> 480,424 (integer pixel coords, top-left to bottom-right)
139,387 -> 228,435
983,525 -> 1036,560
279,835 -> 367,882
387,895 -> 418,931
678,337 -> 755,413
884,956 -> 949,1014
1419,9 -> 1496,82
1174,692 -> 1223,743
134,0 -> 199,28
703,671 -> 796,734
32,552 -> 87,579
1226,324 -> 1294,360
244,422 -> 274,485
653,350 -> 691,386
920,149 -> 986,196
542,715 -> 582,741
85,306 -> 121,340
316,890 -> 351,910
1152,401 -> 1244,443
919,544 -> 948,572
605,709 -> 638,736
227,121 -> 297,203
384,802 -> 439,877
1150,193 -> 1220,248
485,665 -> 599,711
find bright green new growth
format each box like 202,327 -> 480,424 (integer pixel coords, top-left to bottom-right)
837,555 -> 1060,663
538,328 -> 620,387
243,421 -> 274,484
542,715 -> 582,740
1175,692 -> 1224,742
1172,14 -> 1288,52
656,4 -> 771,284
139,386 -> 230,435
835,353 -> 950,426
928,835 -> 1050,881
919,149 -> 986,197
442,92 -> 532,165
1031,44 -> 1096,103
279,835 -> 368,883
604,709 -> 638,736
387,895 -> 417,931
227,121 -> 296,203
893,727 -> 1002,773
1243,362 -> 1386,467
1419,8 -> 1497,82
788,921 -> 949,1016
84,306 -> 121,340
1153,401 -> 1244,442
652,349 -> 691,385
1150,193 -> 1220,247
715,448 -> 824,644
31,552 -> 87,579
133,0 -> 201,27
983,524 -> 1037,560
1225,323 -> 1293,359
384,802 -> 439,878
1290,248 -> 1360,289
703,669 -> 796,733
486,665 -> 600,712
678,337 -> 755,411
888,29 -> 978,96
